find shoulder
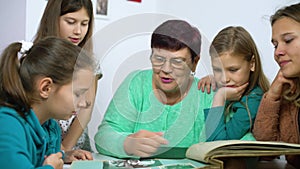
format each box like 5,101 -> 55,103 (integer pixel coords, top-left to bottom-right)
248,86 -> 264,95
188,77 -> 215,104
0,107 -> 25,125
240,86 -> 264,101
127,69 -> 152,80
122,69 -> 152,87
0,107 -> 28,138
234,86 -> 264,108
43,118 -> 60,131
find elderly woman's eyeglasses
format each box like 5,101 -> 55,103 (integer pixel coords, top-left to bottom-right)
150,55 -> 187,69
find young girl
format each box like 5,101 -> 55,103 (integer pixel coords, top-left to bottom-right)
203,26 -> 270,141
253,3 -> 300,168
0,37 -> 94,168
34,0 -> 94,53
34,0 -> 98,151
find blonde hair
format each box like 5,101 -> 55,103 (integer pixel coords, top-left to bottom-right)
209,26 -> 270,126
209,26 -> 270,94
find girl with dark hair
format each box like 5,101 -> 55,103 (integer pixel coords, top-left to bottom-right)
0,37 -> 95,168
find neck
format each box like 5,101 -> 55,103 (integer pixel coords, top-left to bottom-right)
31,104 -> 48,125
155,76 -> 192,105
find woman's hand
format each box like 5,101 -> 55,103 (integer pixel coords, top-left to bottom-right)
43,152 -> 64,169
197,75 -> 217,94
63,149 -> 93,164
266,71 -> 297,101
124,130 -> 169,157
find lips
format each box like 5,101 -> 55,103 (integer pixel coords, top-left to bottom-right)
225,85 -> 235,88
161,77 -> 173,83
69,37 -> 80,44
279,60 -> 290,67
218,83 -> 235,88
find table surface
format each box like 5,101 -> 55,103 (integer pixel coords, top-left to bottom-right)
63,153 -> 296,169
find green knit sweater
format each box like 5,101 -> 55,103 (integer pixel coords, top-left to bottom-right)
95,69 -> 214,158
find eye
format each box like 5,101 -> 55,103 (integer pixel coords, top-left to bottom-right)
154,55 -> 165,61
74,90 -> 86,98
229,68 -> 238,72
271,40 -> 278,49
171,58 -> 185,64
81,21 -> 89,26
272,42 -> 278,49
213,67 -> 222,72
65,18 -> 75,23
285,37 -> 293,44
74,93 -> 80,97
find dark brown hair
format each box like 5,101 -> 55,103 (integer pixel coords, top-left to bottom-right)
151,20 -> 201,62
271,2 -> 300,26
0,37 -> 95,118
34,0 -> 94,53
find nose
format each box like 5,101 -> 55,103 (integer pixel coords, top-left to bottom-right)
73,24 -> 82,35
160,60 -> 172,73
274,44 -> 286,58
78,99 -> 91,109
220,72 -> 229,84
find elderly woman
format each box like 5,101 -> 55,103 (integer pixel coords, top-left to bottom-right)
94,19 -> 214,158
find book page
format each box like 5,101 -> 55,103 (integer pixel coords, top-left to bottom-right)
186,140 -> 300,163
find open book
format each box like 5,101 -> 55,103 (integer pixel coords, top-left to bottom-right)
186,140 -> 300,169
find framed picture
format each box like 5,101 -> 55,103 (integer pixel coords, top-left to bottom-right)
95,0 -> 108,19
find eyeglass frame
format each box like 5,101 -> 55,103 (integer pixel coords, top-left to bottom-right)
150,54 -> 191,70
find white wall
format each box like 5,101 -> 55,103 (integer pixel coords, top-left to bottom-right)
156,0 -> 298,81
0,0 -> 26,52
1,0 -> 299,152
25,0 -> 48,41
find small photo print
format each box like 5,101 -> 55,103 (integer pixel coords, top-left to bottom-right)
103,159 -> 163,168
96,0 -> 108,15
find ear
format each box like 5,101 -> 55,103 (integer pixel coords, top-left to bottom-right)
38,77 -> 53,99
191,55 -> 200,72
250,56 -> 255,72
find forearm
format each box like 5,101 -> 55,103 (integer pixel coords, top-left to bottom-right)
212,90 -> 225,107
205,106 -> 227,141
94,121 -> 133,158
61,118 -> 85,151
61,80 -> 98,151
253,93 -> 281,141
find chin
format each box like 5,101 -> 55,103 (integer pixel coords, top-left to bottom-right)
281,70 -> 300,78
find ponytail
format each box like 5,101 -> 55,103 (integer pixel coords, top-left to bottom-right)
0,37 -> 96,119
0,42 -> 30,117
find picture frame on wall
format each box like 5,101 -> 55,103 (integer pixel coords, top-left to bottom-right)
95,0 -> 108,19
